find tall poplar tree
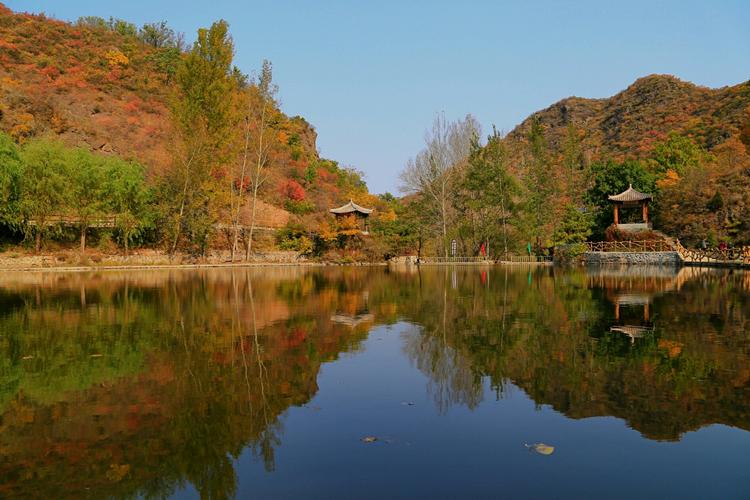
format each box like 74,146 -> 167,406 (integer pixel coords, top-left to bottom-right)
244,60 -> 278,260
400,113 -> 479,257
167,20 -> 236,255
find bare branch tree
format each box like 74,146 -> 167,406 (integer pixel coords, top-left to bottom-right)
244,60 -> 278,260
400,113 -> 479,256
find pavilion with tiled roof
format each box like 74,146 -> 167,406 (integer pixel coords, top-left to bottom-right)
608,184 -> 653,230
329,200 -> 373,234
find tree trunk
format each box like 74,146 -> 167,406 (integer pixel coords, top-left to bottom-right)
245,185 -> 259,260
500,195 -> 508,256
80,225 -> 87,253
232,119 -> 252,262
170,151 -> 198,258
245,101 -> 268,262
441,194 -> 448,257
35,229 -> 41,254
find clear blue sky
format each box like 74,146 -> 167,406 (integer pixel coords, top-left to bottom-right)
7,1 -> 750,194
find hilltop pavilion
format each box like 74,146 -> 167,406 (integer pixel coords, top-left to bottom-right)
608,184 -> 653,231
329,200 -> 373,234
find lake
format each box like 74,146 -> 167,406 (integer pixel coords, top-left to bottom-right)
1,265 -> 749,499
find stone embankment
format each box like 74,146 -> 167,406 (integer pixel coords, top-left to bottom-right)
584,251 -> 681,266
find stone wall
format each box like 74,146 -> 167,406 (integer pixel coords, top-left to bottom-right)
584,251 -> 681,266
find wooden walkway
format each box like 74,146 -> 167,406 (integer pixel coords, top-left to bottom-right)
674,241 -> 750,267
416,256 -> 493,265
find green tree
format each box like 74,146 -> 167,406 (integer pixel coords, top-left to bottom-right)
650,133 -> 707,176
521,118 -> 557,248
554,204 -> 593,244
0,133 -> 22,229
68,149 -> 110,253
18,139 -> 71,252
108,17 -> 137,37
145,47 -> 182,83
75,16 -> 108,30
167,19 -> 237,255
561,123 -> 586,205
462,128 -> 519,256
139,21 -> 176,48
105,157 -> 152,253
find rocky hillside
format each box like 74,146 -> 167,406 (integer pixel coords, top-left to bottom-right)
507,74 -> 750,161
0,4 -> 370,224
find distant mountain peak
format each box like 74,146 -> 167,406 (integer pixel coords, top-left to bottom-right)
507,74 -> 750,158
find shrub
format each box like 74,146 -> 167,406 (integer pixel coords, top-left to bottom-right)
284,199 -> 314,215
105,49 -> 129,68
276,224 -> 313,254
605,225 -> 663,242
278,179 -> 305,201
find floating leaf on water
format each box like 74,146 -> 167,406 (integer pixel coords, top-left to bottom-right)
401,401 -> 415,406
361,436 -> 378,443
525,442 -> 555,455
90,354 -> 103,358
21,356 -> 33,360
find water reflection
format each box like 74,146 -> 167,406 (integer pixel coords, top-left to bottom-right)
0,266 -> 748,498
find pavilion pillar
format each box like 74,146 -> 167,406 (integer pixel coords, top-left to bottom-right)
613,204 -> 620,225
642,202 -> 649,224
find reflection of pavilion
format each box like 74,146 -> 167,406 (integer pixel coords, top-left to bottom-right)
587,266 -> 711,295
592,266 -> 715,343
610,291 -> 655,342
330,313 -> 375,327
594,271 -> 662,343
330,290 -> 374,328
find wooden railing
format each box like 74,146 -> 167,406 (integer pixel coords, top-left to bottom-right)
586,240 -> 750,266
586,240 -> 674,253
28,215 -> 118,228
418,256 -> 492,264
674,241 -> 750,265
500,255 -> 553,263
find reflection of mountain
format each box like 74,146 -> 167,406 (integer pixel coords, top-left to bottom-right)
396,266 -> 750,441
0,266 -> 748,496
0,268 -> 387,499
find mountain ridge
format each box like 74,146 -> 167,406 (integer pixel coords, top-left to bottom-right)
506,74 -> 750,161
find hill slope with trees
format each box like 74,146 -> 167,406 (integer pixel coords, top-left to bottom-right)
506,75 -> 750,161
398,76 -> 750,258
0,3 -> 381,259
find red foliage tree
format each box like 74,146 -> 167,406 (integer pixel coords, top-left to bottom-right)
279,179 -> 305,201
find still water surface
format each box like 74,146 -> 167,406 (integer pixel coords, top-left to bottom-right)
1,266 -> 749,499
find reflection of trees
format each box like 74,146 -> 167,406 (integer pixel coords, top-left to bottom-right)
395,266 -> 750,441
403,324 -> 482,413
0,268 -> 387,499
0,266 -> 748,497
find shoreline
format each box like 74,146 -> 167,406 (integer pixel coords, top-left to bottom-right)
0,261 -> 393,273
0,249 -> 391,273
